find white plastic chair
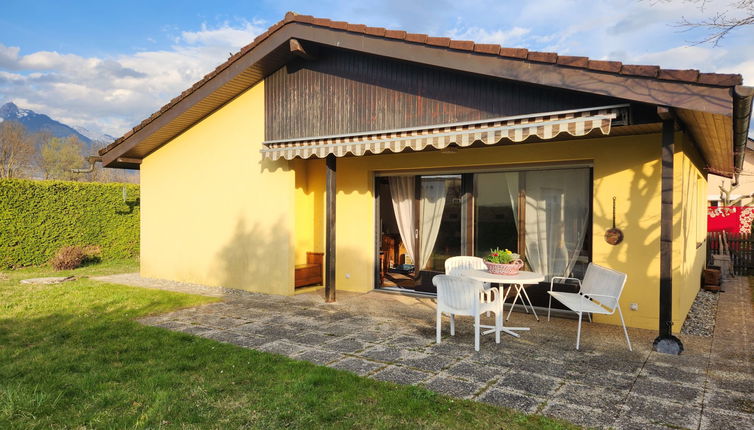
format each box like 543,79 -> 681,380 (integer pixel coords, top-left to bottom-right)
433,274 -> 503,351
445,256 -> 487,275
445,256 -> 492,290
547,263 -> 632,351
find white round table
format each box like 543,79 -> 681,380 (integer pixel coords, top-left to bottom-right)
455,269 -> 544,285
455,269 -> 545,337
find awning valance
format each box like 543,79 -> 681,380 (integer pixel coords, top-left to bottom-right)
261,104 -> 628,161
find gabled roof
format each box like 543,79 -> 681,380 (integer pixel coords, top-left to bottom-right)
100,12 -> 752,176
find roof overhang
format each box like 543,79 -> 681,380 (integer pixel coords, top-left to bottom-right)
99,15 -> 751,173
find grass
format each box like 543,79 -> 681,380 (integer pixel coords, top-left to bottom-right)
0,261 -> 577,429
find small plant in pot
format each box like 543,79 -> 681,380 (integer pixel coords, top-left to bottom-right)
484,248 -> 524,275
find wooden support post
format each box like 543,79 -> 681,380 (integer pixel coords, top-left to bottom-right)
653,118 -> 684,354
325,154 -> 336,303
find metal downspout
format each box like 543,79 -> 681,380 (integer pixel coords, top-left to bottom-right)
732,86 -> 754,185
71,156 -> 103,174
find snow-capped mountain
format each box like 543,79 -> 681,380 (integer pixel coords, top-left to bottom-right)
0,102 -> 113,148
72,126 -> 116,146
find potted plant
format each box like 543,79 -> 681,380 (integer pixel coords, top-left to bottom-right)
484,248 -> 524,275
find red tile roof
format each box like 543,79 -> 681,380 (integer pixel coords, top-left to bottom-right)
100,11 -> 744,157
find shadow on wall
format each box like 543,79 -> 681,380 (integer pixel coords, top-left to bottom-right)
594,154 -> 661,325
215,217 -> 291,293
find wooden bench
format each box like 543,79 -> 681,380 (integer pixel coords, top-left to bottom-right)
295,252 -> 324,288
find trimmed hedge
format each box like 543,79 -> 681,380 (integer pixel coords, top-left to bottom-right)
0,179 -> 139,268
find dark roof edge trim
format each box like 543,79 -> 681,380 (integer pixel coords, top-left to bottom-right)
733,85 -> 754,185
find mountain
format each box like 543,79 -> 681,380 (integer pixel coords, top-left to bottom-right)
0,102 -> 114,149
72,126 -> 116,147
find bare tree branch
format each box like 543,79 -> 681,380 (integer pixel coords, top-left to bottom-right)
670,0 -> 754,46
0,121 -> 35,178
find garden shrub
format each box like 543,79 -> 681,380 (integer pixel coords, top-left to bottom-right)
50,245 -> 86,270
0,179 -> 139,268
49,245 -> 101,270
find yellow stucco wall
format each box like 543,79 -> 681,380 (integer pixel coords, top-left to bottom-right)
140,81 -> 298,295
674,136 -> 708,328
293,132 -> 705,330
138,80 -> 704,329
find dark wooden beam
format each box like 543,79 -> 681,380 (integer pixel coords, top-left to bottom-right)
289,38 -> 315,60
653,119 -> 684,354
657,106 -> 672,121
116,157 -> 142,164
325,154 -> 336,303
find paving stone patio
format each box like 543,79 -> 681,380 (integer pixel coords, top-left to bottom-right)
95,273 -> 754,429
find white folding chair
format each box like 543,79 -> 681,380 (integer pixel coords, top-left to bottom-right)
433,274 -> 503,351
547,263 -> 632,351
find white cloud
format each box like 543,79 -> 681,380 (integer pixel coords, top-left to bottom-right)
0,19 -> 267,136
1,1 -> 752,138
181,20 -> 267,46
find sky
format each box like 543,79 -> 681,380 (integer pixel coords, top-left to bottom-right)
0,0 -> 752,137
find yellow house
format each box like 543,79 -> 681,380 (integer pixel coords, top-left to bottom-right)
99,13 -> 753,349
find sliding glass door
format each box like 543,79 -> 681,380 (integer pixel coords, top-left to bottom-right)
475,172 -> 519,257
377,166 -> 591,295
419,175 -> 462,273
521,169 -> 590,280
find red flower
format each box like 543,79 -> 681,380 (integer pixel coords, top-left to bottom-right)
493,253 -> 499,256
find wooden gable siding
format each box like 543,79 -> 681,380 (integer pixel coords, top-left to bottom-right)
264,47 -> 624,141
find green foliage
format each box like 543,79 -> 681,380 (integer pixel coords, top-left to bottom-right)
484,247 -> 520,264
0,265 -> 576,429
39,136 -> 85,181
0,178 -> 139,268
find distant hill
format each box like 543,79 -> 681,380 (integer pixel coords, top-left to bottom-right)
0,102 -> 115,149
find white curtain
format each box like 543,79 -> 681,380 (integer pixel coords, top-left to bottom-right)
504,172 -> 519,227
523,169 -> 590,280
389,176 -> 417,265
419,178 -> 447,270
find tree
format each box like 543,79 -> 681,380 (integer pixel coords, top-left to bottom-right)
674,0 -> 754,46
718,180 -> 754,205
39,136 -> 86,181
0,121 -> 35,178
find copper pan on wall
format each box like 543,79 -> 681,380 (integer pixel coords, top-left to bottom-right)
605,196 -> 624,245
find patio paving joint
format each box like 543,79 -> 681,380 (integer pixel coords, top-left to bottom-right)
695,300 -> 728,430
613,344 -> 653,425
105,273 -> 752,430
472,376 -> 501,398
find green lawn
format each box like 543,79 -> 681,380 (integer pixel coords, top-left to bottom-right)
0,261 -> 577,429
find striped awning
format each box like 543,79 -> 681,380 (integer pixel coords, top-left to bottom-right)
261,104 -> 628,161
